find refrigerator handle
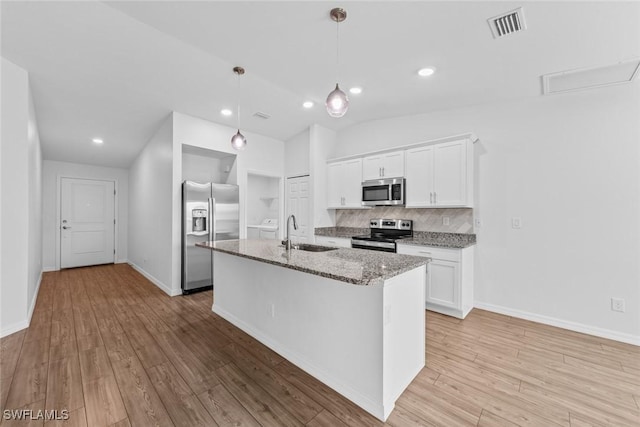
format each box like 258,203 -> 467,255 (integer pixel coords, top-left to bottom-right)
208,197 -> 214,242
210,197 -> 218,242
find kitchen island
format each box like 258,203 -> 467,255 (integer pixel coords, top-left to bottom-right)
196,239 -> 428,421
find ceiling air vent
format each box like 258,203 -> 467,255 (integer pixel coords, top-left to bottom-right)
253,111 -> 271,120
488,7 -> 526,38
542,58 -> 640,95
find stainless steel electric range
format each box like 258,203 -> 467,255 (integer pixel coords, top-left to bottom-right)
351,219 -> 413,253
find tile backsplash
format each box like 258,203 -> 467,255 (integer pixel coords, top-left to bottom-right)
336,207 -> 474,233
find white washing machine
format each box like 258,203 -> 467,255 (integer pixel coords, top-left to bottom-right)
247,218 -> 278,240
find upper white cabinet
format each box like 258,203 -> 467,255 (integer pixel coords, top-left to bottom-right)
405,138 -> 473,208
327,158 -> 365,209
362,150 -> 405,181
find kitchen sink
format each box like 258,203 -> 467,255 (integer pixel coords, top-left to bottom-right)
292,243 -> 338,252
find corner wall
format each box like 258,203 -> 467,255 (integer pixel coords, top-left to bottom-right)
128,115 -> 177,295
173,113 -> 285,295
128,112 -> 285,296
1,58 -> 43,337
334,83 -> 640,343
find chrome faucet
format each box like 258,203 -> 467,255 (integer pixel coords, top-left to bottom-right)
284,214 -> 298,250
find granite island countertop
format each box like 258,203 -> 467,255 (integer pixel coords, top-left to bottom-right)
196,239 -> 428,286
315,227 -> 476,249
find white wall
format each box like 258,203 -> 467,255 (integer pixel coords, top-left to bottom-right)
1,58 -> 42,337
27,79 -> 42,307
181,151 -> 223,183
284,128 -> 310,178
128,115 -> 176,295
334,83 -> 640,343
42,160 -> 129,270
173,112 -> 285,246
309,124 -> 336,228
130,112 -> 284,296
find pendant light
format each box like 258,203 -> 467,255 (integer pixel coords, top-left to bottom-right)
231,66 -> 247,150
326,8 -> 349,118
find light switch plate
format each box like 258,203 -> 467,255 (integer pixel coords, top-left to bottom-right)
511,217 -> 522,229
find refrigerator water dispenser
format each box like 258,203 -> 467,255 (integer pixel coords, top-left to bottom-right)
192,209 -> 207,232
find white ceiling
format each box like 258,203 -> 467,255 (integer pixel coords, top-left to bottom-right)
2,1 -> 638,168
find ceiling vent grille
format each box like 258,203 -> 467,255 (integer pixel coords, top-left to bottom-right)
542,59 -> 640,95
488,7 -> 526,38
253,111 -> 271,120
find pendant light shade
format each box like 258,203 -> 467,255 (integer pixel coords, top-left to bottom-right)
231,130 -> 246,150
231,66 -> 247,150
326,8 -> 349,118
326,83 -> 349,118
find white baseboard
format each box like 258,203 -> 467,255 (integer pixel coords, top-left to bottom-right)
128,262 -> 181,297
116,259 -> 128,264
212,304 -> 387,420
474,301 -> 640,346
0,271 -> 43,338
43,266 -> 57,272
0,320 -> 29,338
27,271 -> 43,322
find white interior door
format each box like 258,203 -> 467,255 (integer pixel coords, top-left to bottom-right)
60,178 -> 115,268
286,176 -> 310,243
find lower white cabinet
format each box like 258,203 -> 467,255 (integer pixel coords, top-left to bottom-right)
397,243 -> 474,319
314,235 -> 352,248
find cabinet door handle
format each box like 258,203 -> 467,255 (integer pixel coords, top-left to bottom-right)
382,167 -> 385,176
418,251 -> 431,255
430,192 -> 433,204
434,192 -> 437,204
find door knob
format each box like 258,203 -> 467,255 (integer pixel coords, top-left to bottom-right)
62,226 -> 71,230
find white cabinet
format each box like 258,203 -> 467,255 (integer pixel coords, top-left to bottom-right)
327,158 -> 366,209
314,235 -> 352,248
397,243 -> 474,319
405,139 -> 473,208
362,150 -> 405,181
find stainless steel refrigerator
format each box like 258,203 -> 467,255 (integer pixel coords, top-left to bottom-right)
182,181 -> 239,294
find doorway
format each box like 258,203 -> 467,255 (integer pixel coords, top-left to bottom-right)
60,177 -> 116,268
246,172 -> 282,240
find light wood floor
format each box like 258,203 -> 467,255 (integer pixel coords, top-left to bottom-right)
0,264 -> 638,426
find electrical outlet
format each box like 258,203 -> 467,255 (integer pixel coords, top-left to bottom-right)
511,217 -> 522,229
611,298 -> 625,312
475,218 -> 482,228
442,217 -> 450,226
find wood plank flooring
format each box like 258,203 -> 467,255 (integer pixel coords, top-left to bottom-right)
0,264 -> 638,426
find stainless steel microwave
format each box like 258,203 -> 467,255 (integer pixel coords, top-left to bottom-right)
361,178 -> 405,206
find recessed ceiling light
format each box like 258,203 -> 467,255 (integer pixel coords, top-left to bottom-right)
349,87 -> 362,95
92,138 -> 103,144
417,67 -> 436,77
221,109 -> 233,116
303,101 -> 314,109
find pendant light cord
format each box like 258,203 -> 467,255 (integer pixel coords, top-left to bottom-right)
335,18 -> 340,83
236,72 -> 241,130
